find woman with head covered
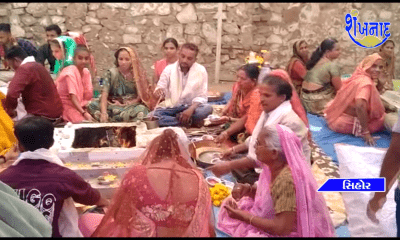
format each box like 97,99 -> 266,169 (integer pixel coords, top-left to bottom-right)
324,53 -> 386,146
217,124 -> 335,237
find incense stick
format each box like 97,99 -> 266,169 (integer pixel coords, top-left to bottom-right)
149,97 -> 162,121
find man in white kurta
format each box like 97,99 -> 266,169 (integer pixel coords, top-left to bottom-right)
153,43 -> 212,127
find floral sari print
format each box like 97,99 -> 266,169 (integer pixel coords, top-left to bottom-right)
91,129 -> 213,237
217,124 -> 335,237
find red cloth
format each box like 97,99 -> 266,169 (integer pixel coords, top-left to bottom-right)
4,62 -> 63,118
288,60 -> 307,86
91,129 -> 213,237
154,58 -> 168,80
0,159 -> 101,237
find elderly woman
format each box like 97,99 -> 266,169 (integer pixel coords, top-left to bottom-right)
219,71 -> 310,164
215,64 -> 263,143
49,36 -> 77,75
324,53 -> 386,146
286,40 -> 309,95
301,38 -> 342,115
376,40 -> 396,93
79,129 -> 214,237
217,124 -> 335,237
87,47 -> 156,122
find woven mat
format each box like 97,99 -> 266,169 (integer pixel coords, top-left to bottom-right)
310,139 -> 347,228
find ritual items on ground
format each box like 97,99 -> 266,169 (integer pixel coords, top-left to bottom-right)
97,171 -> 118,185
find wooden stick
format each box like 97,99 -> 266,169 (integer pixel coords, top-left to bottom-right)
149,97 -> 162,121
214,2 -> 223,84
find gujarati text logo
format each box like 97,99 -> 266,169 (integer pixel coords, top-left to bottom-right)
345,9 -> 391,48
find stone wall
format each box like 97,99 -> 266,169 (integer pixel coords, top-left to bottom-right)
1,2 -> 400,85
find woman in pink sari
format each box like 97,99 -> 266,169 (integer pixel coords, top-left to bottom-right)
81,129 -> 214,237
217,124 -> 335,237
324,53 -> 386,146
64,31 -> 97,76
55,45 -> 94,123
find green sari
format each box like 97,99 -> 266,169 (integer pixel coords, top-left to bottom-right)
87,67 -> 149,122
0,181 -> 52,237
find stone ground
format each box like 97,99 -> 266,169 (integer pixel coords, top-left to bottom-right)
208,81 -> 235,93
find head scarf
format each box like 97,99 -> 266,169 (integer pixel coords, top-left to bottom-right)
53,36 -> 77,75
286,40 -> 308,74
274,124 -> 335,237
64,31 -> 97,76
268,69 -> 309,127
0,181 -> 52,237
324,53 -> 385,124
117,47 -> 157,110
217,124 -> 335,237
91,129 -> 212,237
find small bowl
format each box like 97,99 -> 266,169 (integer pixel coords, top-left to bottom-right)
206,176 -> 221,187
143,116 -> 160,130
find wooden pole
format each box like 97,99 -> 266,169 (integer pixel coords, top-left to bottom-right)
214,2 -> 223,84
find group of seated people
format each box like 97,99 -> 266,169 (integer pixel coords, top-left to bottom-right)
0,19 -> 398,237
0,116 -> 334,237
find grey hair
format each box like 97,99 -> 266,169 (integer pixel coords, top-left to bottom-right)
258,125 -> 287,163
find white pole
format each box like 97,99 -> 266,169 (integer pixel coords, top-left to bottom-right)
215,2 -> 223,84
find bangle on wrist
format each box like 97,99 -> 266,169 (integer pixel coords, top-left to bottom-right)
0,155 -> 6,163
81,111 -> 87,116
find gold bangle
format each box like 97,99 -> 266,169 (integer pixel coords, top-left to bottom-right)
249,215 -> 256,225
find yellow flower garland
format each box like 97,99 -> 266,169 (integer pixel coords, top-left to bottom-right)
209,183 -> 231,207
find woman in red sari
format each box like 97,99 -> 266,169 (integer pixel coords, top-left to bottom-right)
215,64 -> 263,143
286,40 -> 309,95
79,129 -> 215,237
324,53 -> 386,146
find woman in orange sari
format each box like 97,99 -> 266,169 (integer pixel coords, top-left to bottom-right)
324,53 -> 386,146
215,64 -> 263,143
286,40 -> 309,95
79,129 -> 214,237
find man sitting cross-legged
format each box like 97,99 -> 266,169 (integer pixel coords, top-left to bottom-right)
153,42 -> 213,127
